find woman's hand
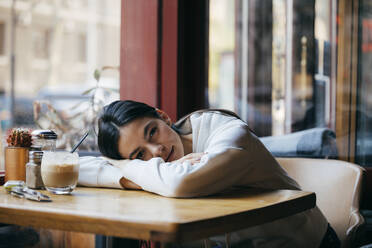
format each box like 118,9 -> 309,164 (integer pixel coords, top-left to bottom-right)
101,158 -> 139,189
173,152 -> 205,165
119,177 -> 142,190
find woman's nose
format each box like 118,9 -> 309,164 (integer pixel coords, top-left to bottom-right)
148,144 -> 165,158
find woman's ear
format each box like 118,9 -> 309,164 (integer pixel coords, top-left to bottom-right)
156,109 -> 172,126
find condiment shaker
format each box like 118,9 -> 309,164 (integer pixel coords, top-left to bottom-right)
31,130 -> 57,151
26,151 -> 44,189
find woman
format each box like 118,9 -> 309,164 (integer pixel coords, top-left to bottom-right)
79,100 -> 339,248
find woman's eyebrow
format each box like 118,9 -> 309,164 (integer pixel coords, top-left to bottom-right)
129,120 -> 155,159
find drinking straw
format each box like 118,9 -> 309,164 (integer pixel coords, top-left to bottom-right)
71,131 -> 89,153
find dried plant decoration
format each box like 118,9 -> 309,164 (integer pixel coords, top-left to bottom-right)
6,128 -> 32,148
5,128 -> 32,182
33,67 -> 119,151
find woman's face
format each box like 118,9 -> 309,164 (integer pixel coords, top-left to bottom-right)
117,117 -> 184,161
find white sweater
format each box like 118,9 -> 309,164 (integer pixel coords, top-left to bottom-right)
79,112 -> 328,247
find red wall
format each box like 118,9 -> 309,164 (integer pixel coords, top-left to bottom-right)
120,0 -> 178,121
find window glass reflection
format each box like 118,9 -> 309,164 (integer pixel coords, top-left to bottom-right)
209,0 -> 336,137
0,0 -> 121,158
356,0 -> 372,166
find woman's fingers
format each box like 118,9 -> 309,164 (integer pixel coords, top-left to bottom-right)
120,177 -> 142,190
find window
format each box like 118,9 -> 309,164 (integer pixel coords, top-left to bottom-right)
356,0 -> 372,166
209,0 -> 372,166
0,22 -> 5,56
62,31 -> 87,63
0,0 -> 121,155
32,27 -> 50,59
209,0 -> 336,137
208,0 -> 235,111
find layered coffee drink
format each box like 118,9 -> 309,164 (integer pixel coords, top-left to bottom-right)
41,151 -> 79,194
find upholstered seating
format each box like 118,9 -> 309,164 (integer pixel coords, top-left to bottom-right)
277,158 -> 364,248
260,128 -> 338,159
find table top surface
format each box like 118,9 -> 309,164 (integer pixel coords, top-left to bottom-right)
0,186 -> 315,242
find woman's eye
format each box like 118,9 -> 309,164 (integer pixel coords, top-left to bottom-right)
149,127 -> 157,138
137,151 -> 144,159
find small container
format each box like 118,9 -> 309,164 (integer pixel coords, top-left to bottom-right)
26,151 -> 44,189
41,151 -> 79,194
5,147 -> 29,182
31,130 -> 57,151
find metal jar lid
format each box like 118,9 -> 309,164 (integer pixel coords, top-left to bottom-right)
31,130 -> 58,140
29,150 -> 43,160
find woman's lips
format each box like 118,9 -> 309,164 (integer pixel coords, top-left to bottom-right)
165,146 -> 174,162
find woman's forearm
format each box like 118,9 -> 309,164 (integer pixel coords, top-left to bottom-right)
78,156 -> 123,189
117,148 -> 250,197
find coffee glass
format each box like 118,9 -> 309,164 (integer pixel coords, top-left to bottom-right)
41,151 -> 79,194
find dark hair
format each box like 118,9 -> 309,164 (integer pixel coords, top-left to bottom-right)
98,100 -> 160,159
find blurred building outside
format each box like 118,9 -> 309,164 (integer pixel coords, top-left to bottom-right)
0,0 -> 121,170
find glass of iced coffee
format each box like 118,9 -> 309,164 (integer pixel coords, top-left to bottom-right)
41,151 -> 79,194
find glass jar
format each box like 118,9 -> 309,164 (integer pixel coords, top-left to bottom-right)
41,151 -> 79,194
26,151 -> 44,189
31,130 -> 57,151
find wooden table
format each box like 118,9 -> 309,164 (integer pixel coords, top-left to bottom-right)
0,187 -> 315,243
